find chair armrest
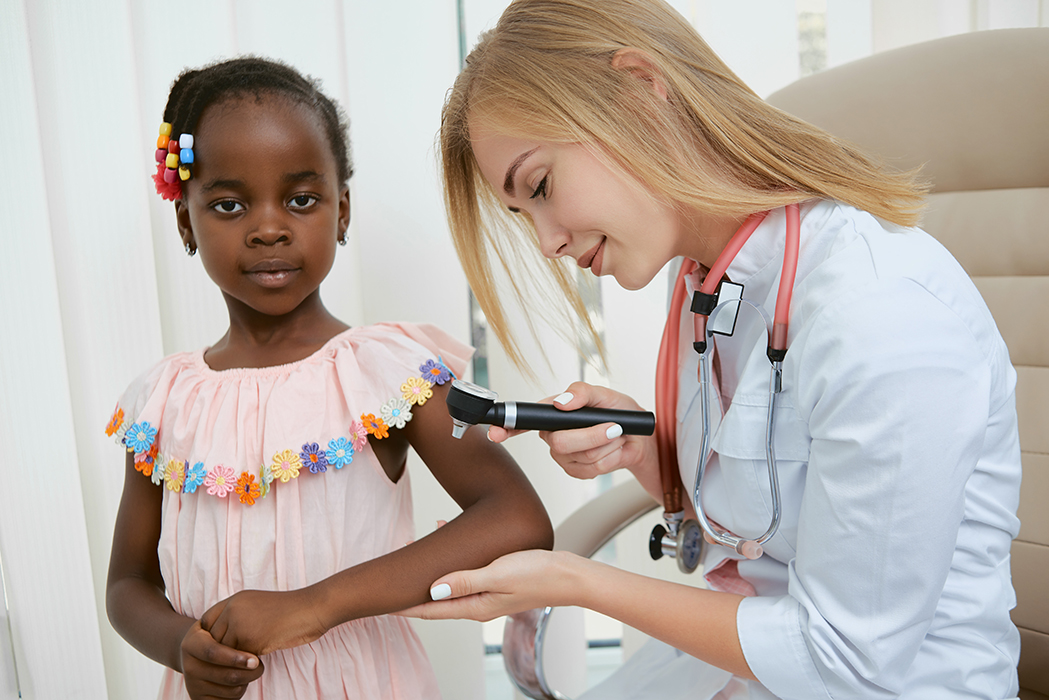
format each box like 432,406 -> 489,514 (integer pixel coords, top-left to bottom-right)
503,479 -> 660,699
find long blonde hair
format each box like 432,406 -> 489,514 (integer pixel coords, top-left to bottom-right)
441,0 -> 928,370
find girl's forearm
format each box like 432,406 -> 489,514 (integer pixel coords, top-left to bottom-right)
107,577 -> 195,672
312,492 -> 552,629
564,555 -> 755,680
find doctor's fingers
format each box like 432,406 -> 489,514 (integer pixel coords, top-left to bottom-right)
548,381 -> 643,412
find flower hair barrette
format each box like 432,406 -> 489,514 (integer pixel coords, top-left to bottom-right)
152,122 -> 194,201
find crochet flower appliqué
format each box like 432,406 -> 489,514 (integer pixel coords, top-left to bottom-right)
402,377 -> 434,406
361,413 -> 389,439
204,465 -> 236,498
165,460 -> 185,492
380,398 -> 413,430
419,359 -> 451,385
349,421 -> 368,452
125,421 -> 158,454
184,462 -> 207,494
106,407 -> 125,437
236,472 -> 261,505
271,449 -> 302,483
326,437 -> 354,469
300,442 -> 328,474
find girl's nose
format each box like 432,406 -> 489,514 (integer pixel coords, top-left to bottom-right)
247,207 -> 291,247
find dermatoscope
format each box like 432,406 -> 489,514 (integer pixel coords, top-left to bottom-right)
446,379 -> 655,439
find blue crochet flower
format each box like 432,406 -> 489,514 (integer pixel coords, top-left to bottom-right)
326,437 -> 354,469
125,421 -> 157,453
184,462 -> 207,494
300,442 -> 328,474
419,359 -> 451,385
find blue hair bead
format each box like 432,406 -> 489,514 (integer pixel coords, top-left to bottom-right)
180,148 -> 194,164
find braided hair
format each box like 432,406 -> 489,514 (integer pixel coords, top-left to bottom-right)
161,56 -> 353,187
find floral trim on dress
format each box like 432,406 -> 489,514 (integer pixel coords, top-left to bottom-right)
104,357 -> 457,505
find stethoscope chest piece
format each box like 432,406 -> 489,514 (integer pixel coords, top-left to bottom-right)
649,518 -> 704,574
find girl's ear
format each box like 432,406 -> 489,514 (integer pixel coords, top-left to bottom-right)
174,199 -> 197,254
611,48 -> 669,101
337,185 -> 351,241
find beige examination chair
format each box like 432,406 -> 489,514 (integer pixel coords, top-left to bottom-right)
501,28 -> 1049,700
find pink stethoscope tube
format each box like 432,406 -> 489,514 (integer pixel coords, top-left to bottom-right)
655,203 -> 800,560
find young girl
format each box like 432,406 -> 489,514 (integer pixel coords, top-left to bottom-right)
105,56 -> 553,700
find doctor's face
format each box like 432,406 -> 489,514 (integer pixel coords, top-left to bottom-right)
469,122 -> 691,291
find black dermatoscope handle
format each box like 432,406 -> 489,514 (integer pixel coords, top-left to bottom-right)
446,379 -> 655,437
486,402 -> 655,434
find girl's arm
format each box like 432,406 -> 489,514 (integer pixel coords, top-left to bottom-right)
200,381 -> 554,654
401,548 -> 755,680
106,452 -> 263,695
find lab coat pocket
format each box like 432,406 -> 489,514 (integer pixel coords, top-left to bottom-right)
711,402 -> 810,545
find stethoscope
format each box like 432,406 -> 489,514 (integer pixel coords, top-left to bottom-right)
650,203 -> 800,571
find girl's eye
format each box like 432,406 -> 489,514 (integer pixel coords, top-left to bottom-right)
212,200 -> 244,214
529,176 -> 548,201
289,194 -> 318,209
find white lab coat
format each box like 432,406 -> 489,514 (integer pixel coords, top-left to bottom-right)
582,200 -> 1021,700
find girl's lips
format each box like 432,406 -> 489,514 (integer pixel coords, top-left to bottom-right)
243,270 -> 297,289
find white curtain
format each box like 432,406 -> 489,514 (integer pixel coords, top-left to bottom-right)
1,1 -> 1044,699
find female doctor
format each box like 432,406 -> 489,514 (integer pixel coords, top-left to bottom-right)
404,0 -> 1023,697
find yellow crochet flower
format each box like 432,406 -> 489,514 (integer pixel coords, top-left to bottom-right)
402,377 -> 434,406
270,449 -> 302,483
165,459 -> 185,492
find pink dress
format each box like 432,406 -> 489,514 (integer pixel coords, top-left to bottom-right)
105,322 -> 472,699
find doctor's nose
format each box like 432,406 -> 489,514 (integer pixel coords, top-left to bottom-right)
535,219 -> 571,260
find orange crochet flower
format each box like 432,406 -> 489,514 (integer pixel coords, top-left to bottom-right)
106,407 -> 124,436
134,456 -> 154,477
134,440 -> 159,477
361,413 -> 389,439
236,472 -> 261,505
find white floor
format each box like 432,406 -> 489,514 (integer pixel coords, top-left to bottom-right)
484,645 -> 623,700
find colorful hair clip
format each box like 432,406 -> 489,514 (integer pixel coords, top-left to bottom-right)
152,122 -> 194,200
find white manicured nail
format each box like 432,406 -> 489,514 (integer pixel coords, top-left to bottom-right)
554,392 -> 574,405
430,583 -> 452,601
606,424 -> 623,440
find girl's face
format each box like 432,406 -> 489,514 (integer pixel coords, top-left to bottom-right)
176,96 -> 349,321
469,122 -> 700,291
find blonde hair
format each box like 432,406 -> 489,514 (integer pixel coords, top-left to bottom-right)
441,0 -> 928,370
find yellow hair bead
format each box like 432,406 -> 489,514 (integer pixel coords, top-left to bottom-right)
159,122 -> 172,136
166,153 -> 179,169
179,166 -> 191,181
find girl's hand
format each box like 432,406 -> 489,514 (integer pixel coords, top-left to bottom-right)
180,619 -> 263,699
200,589 -> 328,657
489,382 -> 657,481
397,549 -> 582,622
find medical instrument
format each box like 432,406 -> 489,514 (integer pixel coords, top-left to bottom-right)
446,379 -> 656,439
651,203 -> 799,566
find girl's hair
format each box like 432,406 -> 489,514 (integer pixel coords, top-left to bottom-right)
163,56 -> 353,185
440,0 -> 928,370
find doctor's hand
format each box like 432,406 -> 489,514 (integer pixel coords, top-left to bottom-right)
396,549 -> 585,623
494,381 -> 657,481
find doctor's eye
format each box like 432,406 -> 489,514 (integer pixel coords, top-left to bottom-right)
529,176 -> 548,200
